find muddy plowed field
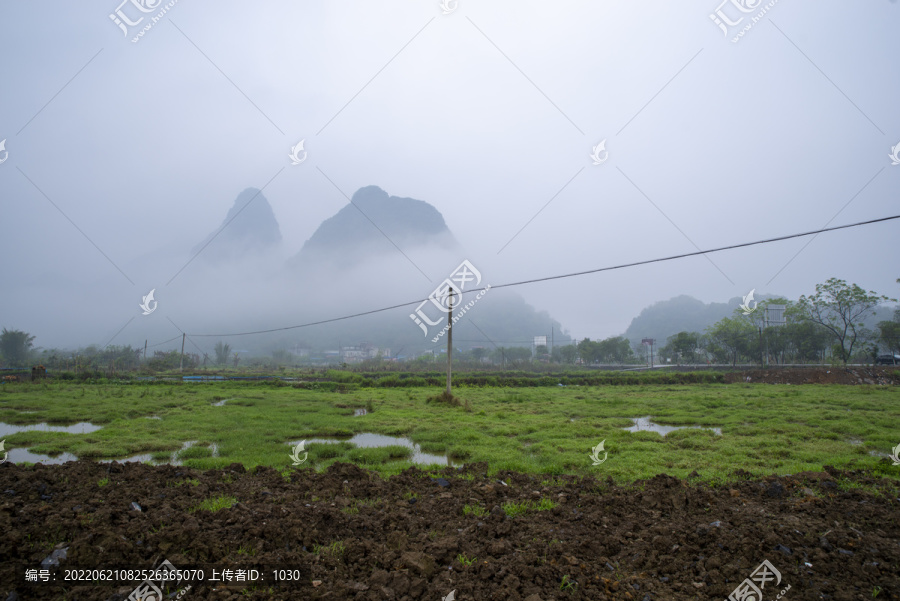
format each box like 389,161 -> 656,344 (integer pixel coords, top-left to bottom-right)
2,460 -> 899,600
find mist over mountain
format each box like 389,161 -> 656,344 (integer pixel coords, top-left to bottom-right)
288,185 -> 459,270
191,187 -> 282,261
178,185 -> 571,357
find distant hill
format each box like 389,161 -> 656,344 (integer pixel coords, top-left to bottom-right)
283,186 -> 570,353
623,293 -> 898,345
623,294 -> 763,344
263,287 -> 571,358
288,185 -> 458,269
188,184 -> 571,355
192,187 -> 281,260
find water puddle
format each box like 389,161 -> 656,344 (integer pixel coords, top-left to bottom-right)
99,453 -> 153,464
4,438 -> 220,466
869,450 -> 892,459
211,398 -> 234,407
289,432 -> 456,465
353,409 -> 368,416
623,417 -> 722,436
0,422 -> 102,437
5,448 -> 78,465
99,440 -> 218,465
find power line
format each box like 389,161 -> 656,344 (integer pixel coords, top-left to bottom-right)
146,335 -> 183,349
188,213 -> 900,338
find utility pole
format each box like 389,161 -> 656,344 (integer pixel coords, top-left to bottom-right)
179,333 -> 186,372
143,339 -> 147,361
446,288 -> 454,395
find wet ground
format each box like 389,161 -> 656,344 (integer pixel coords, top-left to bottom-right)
292,433 -> 457,466
621,417 -> 722,437
2,460 -> 899,601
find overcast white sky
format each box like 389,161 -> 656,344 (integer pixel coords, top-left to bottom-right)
1,1 -> 898,350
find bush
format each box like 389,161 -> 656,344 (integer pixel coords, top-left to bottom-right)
324,370 -> 365,384
426,390 -> 461,406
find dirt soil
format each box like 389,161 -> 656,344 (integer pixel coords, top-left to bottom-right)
724,366 -> 900,386
2,460 -> 900,601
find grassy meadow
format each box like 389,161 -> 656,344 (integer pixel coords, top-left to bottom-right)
1,379 -> 898,485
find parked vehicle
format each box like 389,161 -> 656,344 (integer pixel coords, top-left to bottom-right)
875,354 -> 900,365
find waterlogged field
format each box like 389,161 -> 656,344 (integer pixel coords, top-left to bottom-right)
1,379 -> 898,483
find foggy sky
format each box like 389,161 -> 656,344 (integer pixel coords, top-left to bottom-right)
1,1 -> 898,351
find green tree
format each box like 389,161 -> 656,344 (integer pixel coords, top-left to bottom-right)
148,350 -> 197,371
214,341 -> 232,365
593,336 -> 633,363
705,317 -> 756,366
876,278 -> 900,358
505,347 -> 532,365
558,344 -> 577,364
877,318 -> 900,357
0,328 -> 36,366
576,339 -> 600,364
666,331 -> 700,365
796,278 -> 896,363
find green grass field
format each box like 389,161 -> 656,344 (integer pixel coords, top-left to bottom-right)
1,380 -> 898,484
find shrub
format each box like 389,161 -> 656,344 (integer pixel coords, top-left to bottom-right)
426,390 -> 461,406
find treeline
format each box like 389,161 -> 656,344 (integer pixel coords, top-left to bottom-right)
2,278 -> 896,373
659,278 -> 899,366
0,335 -> 203,374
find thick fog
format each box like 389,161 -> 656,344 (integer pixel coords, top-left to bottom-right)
1,1 -> 898,354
